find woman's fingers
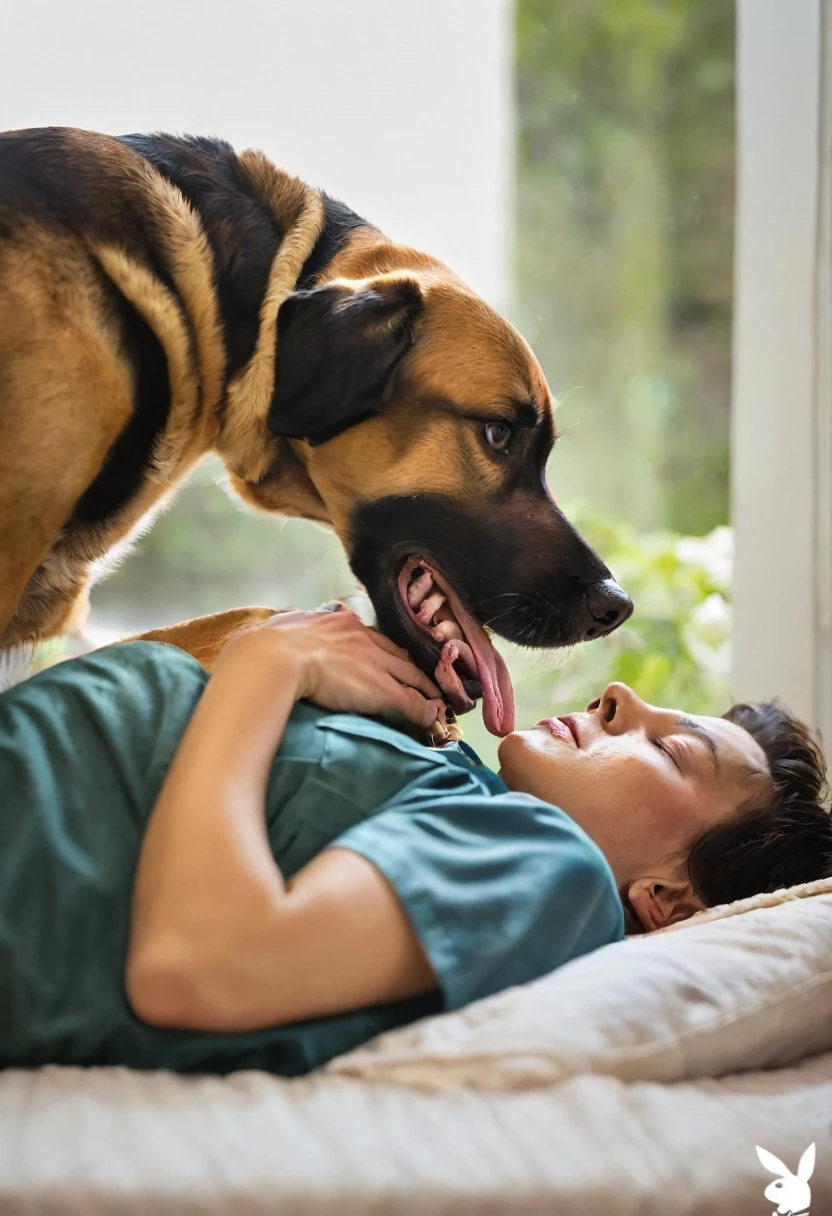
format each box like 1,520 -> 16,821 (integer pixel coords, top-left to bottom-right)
361,627 -> 441,700
238,606 -> 445,726
317,601 -> 360,617
321,615 -> 440,698
365,627 -> 410,661
380,652 -> 441,700
387,685 -> 444,729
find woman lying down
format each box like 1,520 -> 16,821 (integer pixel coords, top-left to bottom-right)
1,606 -> 829,1076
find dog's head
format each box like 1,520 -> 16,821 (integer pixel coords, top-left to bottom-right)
239,273 -> 632,734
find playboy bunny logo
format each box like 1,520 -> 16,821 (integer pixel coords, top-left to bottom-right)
756,1143 -> 815,1215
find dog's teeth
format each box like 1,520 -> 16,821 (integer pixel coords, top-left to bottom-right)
434,618 -> 464,642
408,569 -> 434,610
406,567 -> 460,640
419,591 -> 446,626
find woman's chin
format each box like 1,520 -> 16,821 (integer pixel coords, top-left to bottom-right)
495,731 -> 517,779
496,729 -> 538,787
499,726 -> 552,755
496,728 -> 525,761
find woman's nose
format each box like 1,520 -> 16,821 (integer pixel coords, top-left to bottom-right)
594,682 -> 647,735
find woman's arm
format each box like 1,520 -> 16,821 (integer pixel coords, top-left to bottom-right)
126,607 -> 442,1031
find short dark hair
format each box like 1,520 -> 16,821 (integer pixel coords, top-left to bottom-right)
686,701 -> 832,907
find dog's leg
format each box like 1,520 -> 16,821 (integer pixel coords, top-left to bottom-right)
0,418 -> 129,647
120,607 -> 284,672
0,239 -> 135,644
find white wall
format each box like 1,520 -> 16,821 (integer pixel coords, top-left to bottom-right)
1,0 -> 512,306
732,0 -> 832,744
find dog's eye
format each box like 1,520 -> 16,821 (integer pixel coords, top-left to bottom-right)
484,421 -> 513,454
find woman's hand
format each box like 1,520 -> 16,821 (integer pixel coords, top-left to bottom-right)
213,605 -> 444,730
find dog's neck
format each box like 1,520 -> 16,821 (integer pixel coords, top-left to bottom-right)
214,155 -> 325,481
314,225 -> 451,286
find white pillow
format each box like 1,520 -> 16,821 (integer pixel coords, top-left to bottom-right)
328,886 -> 832,1091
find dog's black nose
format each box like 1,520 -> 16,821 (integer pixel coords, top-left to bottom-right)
582,579 -> 633,640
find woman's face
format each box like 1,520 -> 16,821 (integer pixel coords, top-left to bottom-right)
497,682 -> 770,931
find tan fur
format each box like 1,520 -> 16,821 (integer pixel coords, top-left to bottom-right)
94,245 -> 201,468
124,606 -> 279,671
0,227 -> 136,640
132,161 -> 227,456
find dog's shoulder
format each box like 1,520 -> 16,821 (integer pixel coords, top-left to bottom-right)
0,127 -> 186,273
117,131 -> 262,227
120,131 -> 289,377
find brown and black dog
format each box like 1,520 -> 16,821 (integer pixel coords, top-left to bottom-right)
0,127 -> 631,734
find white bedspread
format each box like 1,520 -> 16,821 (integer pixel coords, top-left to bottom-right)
0,1054 -> 830,1215
1,882 -> 830,1214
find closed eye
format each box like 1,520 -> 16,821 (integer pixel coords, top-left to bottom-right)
653,737 -> 681,772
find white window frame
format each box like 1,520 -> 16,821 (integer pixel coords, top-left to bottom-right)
732,0 -> 832,748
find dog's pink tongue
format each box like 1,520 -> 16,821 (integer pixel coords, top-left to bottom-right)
438,585 -> 516,737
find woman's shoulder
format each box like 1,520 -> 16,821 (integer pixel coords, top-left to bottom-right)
0,641 -> 209,742
2,640 -> 207,698
0,642 -> 212,832
75,639 -> 209,680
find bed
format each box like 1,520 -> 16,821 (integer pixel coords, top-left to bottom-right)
1,878 -> 830,1215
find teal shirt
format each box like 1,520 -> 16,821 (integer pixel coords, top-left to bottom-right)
0,642 -> 623,1076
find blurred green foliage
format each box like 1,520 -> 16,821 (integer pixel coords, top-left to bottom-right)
91,459 -> 358,634
513,0 -> 734,535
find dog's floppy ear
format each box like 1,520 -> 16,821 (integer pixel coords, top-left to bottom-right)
268,277 -> 422,446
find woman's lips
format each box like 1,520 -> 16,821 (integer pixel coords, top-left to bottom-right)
537,716 -> 580,746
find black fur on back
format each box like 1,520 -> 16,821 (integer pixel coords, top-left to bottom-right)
119,133 -> 283,381
0,127 -> 180,297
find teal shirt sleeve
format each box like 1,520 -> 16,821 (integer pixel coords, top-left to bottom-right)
331,787 -> 625,1011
